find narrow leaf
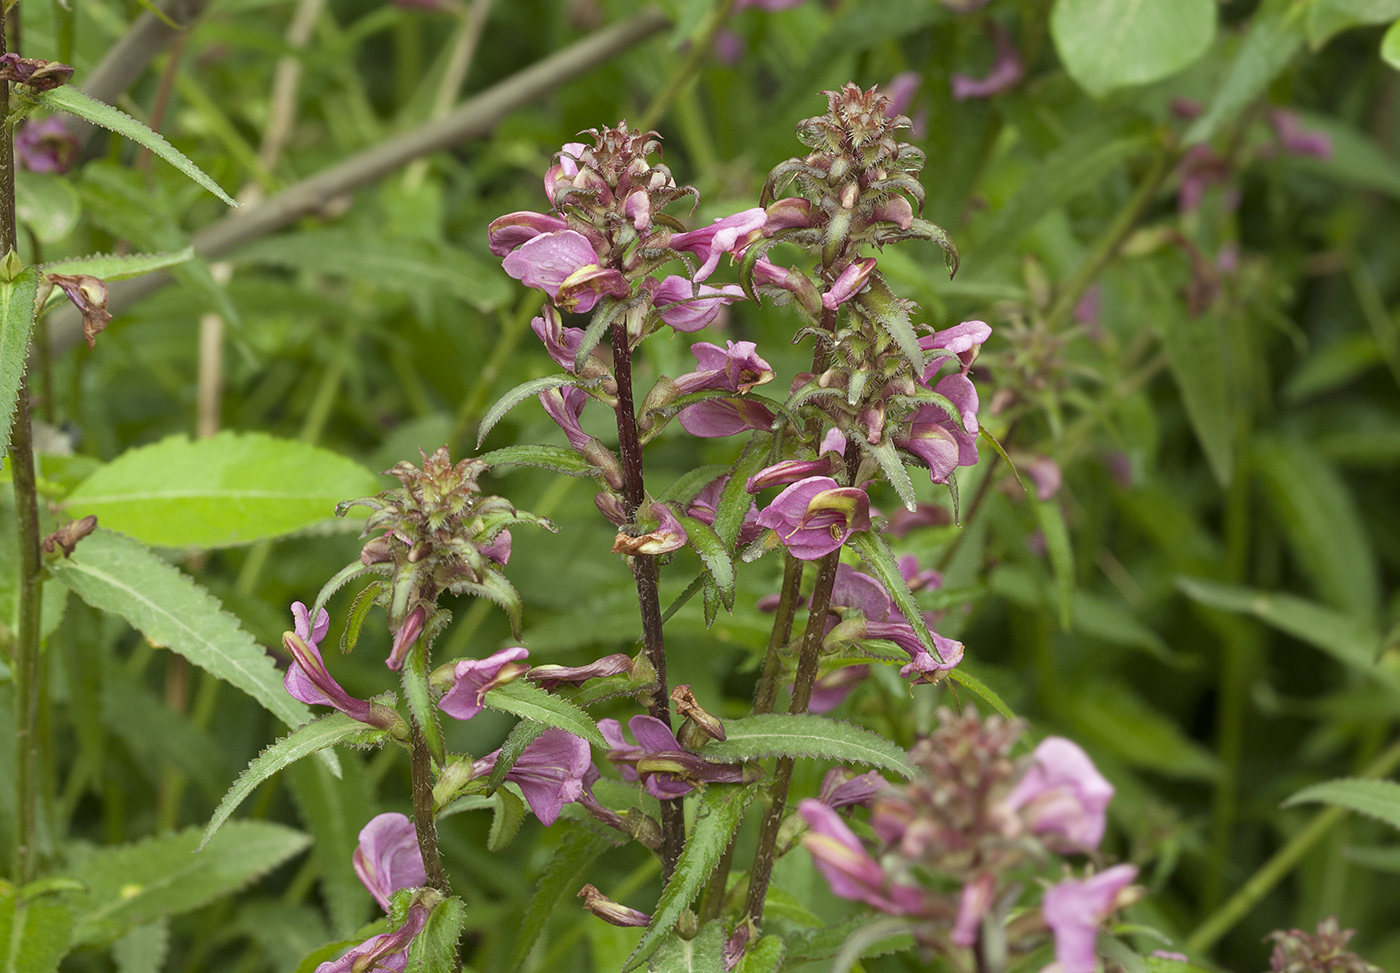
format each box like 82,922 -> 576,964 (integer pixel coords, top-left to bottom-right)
477,375 -> 585,448
1034,499 -> 1074,631
0,266 -> 41,461
624,786 -> 755,972
978,426 -> 1024,492
1283,778 -> 1400,832
573,296 -> 636,374
483,680 -> 606,748
36,87 -> 236,206
675,514 -> 736,614
311,560 -> 372,625
201,712 -> 383,850
713,435 -> 772,548
41,248 -> 194,281
946,668 -> 1016,720
702,715 -> 914,778
508,826 -> 614,973
1184,0 -> 1305,145
858,437 -> 916,512
488,788 -> 528,851
849,531 -> 957,670
853,275 -> 925,379
476,443 -> 602,478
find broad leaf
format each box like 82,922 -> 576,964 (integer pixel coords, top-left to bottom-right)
111,920 -> 169,973
1153,295 -> 1233,486
649,921 -> 725,973
508,826 -> 614,973
703,715 -> 914,778
1283,778 -> 1400,832
41,249 -> 193,282
69,822 -> 311,947
201,712 -> 384,850
0,882 -> 74,973
0,266 -> 41,461
476,443 -> 602,478
51,530 -> 318,733
36,87 -> 236,206
64,432 -> 380,549
477,375 -> 587,447
483,680 -> 606,748
624,785 -> 755,972
1306,0 -> 1400,47
1051,0 -> 1216,98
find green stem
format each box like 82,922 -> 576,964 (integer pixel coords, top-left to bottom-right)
1186,737 -> 1400,954
751,554 -> 803,716
637,0 -> 736,131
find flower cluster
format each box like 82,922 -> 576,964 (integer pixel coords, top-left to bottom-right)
1266,917 -> 1383,973
799,710 -> 1138,972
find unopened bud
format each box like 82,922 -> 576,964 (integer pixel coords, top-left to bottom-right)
675,909 -> 699,940
580,439 -> 625,491
387,606 -> 426,671
577,884 -> 651,927
360,535 -> 392,565
671,684 -> 726,742
41,515 -> 98,557
622,809 -> 663,850
594,491 -> 629,526
0,249 -> 23,282
431,756 -> 478,811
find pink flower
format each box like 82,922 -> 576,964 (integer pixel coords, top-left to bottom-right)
951,22 -> 1024,100
799,800 -> 925,914
598,716 -> 744,799
649,275 -> 747,332
919,319 -> 991,379
437,647 -> 531,720
315,899 -> 431,973
669,208 -> 767,282
1269,109 -> 1332,160
818,768 -> 886,809
894,374 -> 980,484
352,813 -> 427,913
487,211 -> 569,258
526,654 -> 633,689
822,257 -> 878,311
1003,737 -> 1114,851
673,340 -> 775,395
283,602 -> 374,724
685,475 -> 763,546
755,476 -> 870,560
501,230 -> 629,312
15,116 -> 78,174
677,396 -> 776,438
471,728 -> 592,826
1025,456 -> 1063,501
1041,865 -> 1139,973
952,873 -> 995,948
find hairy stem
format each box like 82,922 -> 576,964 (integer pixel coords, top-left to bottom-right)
409,718 -> 451,895
609,316 -> 683,880
752,554 -> 804,715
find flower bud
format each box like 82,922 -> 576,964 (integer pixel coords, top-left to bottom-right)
671,684 -> 726,743
577,885 -> 651,927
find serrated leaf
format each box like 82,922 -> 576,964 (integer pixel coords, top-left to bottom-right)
849,531 -> 958,671
573,296 -> 636,374
1184,0 -> 1305,146
452,572 -> 524,639
489,720 -> 550,792
405,895 -> 466,973
713,436 -> 771,548
1034,499 -> 1074,631
858,437 -> 916,512
477,375 -> 586,448
945,668 -> 1016,720
649,921 -> 725,973
483,680 -> 605,748
508,826 -> 613,973
656,465 -> 731,506
1051,0 -> 1216,98
1283,778 -> 1400,832
1152,296 -> 1233,486
0,882 -> 74,973
624,786 -> 755,972
675,514 -> 735,615
488,788 -> 528,851
202,712 -> 383,850
41,248 -> 194,282
64,432 -> 380,549
35,87 -> 235,206
341,581 -> 383,655
0,266 -> 41,461
111,920 -> 169,973
51,530 -> 318,733
853,275 -> 924,380
476,443 -> 603,478
702,715 -> 913,778
783,915 -> 915,966
69,822 -> 311,947
736,934 -> 785,973
310,560 -> 371,626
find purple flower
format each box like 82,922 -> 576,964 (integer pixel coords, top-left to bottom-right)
315,898 -> 431,973
487,210 -> 569,258
501,230 -> 629,312
673,341 -> 775,395
951,22 -> 1024,100
799,800 -> 925,914
471,728 -> 592,826
897,553 -> 942,593
825,563 -> 964,680
755,476 -> 870,560
884,503 -> 951,538
649,275 -> 747,332
1270,109 -> 1332,160
919,319 -> 991,379
951,873 -> 995,948
822,257 -> 877,311
1025,456 -> 1063,501
746,456 -> 837,492
531,305 -> 589,374
386,605 -> 424,671
1041,865 -> 1139,973
818,768 -> 886,809
1002,737 -> 1114,851
352,813 -> 427,913
577,884 -> 652,927
735,0 -> 805,9
598,715 -> 743,799
539,386 -> 592,452
678,396 -> 776,438
480,529 -> 512,566
894,374 -> 980,484
283,602 -> 375,725
612,502 -> 688,555
526,653 -> 633,689
15,117 -> 78,174
669,208 -> 767,281
437,646 -> 531,720
544,142 -> 589,205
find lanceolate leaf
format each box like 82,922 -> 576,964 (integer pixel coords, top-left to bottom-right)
487,788 -> 528,851
36,86 -> 236,206
508,826 -> 614,973
476,444 -> 602,478
713,435 -> 772,547
0,882 -> 74,973
946,668 -> 1016,719
201,712 -> 385,850
51,530 -> 317,733
1184,0 -> 1306,146
1282,778 -> 1400,832
702,715 -> 914,778
404,895 -> 467,973
483,680 -> 606,749
0,266 -> 41,461
853,274 -> 924,380
849,531 -> 954,671
857,437 -> 917,512
69,822 -> 311,947
41,248 -> 194,281
624,785 -> 756,972
675,513 -> 736,614
649,921 -> 726,973
476,375 -> 587,447
64,433 -> 381,549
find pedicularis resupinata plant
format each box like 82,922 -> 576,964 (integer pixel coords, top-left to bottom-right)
4,2 -> 1400,972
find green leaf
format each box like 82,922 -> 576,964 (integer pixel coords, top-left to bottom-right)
508,826 -> 613,973
1307,0 -> 1400,47
713,436 -> 771,548
405,895 -> 466,973
488,720 -> 550,792
849,531 -> 960,672
69,822 -> 311,947
64,432 -> 381,549
649,921 -> 726,973
35,87 -> 236,206
0,882 -> 74,973
703,715 -> 914,779
0,266 -> 41,461
1067,681 -> 1222,780
783,916 -> 914,966
624,785 -> 755,972
574,296 -> 636,374
1175,577 -> 1397,691
1384,18 -> 1400,68
476,443 -> 603,478
1034,499 -> 1074,631
1184,0 -> 1306,146
488,788 -> 528,851
737,934 -> 785,973
1283,778 -> 1400,832
233,230 -> 509,311
201,712 -> 383,850
51,530 -> 318,733
477,375 -> 586,448
656,465 -> 732,506
41,249 -> 194,282
111,920 -> 169,973
946,667 -> 1016,720
676,514 -> 736,615
286,753 -> 374,938
853,275 -> 925,380
1051,0 -> 1216,97
832,917 -> 921,973
1152,295 -> 1233,486
483,680 -> 606,749
16,173 -> 80,244
858,437 -> 917,512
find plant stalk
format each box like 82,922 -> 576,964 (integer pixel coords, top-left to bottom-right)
409,717 -> 451,895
